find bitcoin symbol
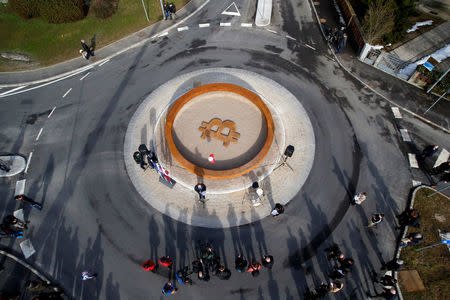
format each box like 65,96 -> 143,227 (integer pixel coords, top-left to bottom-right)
198,118 -> 240,147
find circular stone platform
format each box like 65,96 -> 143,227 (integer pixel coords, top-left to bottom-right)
124,68 -> 315,227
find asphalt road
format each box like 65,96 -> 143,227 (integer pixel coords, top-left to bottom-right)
0,0 -> 441,299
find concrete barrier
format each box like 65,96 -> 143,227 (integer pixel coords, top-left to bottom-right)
255,0 -> 272,27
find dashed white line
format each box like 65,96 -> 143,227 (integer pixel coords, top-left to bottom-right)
199,23 -> 210,28
48,107 -> 56,118
304,44 -> 316,50
177,26 -> 189,32
433,149 -> 449,168
408,153 -> 419,168
35,128 -> 43,141
0,86 -> 27,96
241,23 -> 253,27
158,31 -> 169,37
79,72 -> 90,81
266,29 -> 277,34
220,22 -> 231,27
99,59 -> 110,66
25,152 -> 33,174
15,179 -> 26,196
400,129 -> 411,142
62,88 -> 72,98
286,35 -> 296,41
391,107 -> 402,119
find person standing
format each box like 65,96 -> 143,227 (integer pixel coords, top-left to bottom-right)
247,261 -> 261,277
381,259 -> 403,271
168,3 -> 176,17
352,192 -> 367,205
142,259 -> 157,272
15,195 -> 42,211
324,244 -> 342,261
163,2 -> 171,20
271,203 -> 284,218
81,271 -> 97,280
216,265 -> 231,280
159,256 -> 173,268
367,213 -> 384,228
335,33 -> 347,54
235,255 -> 248,272
195,183 -> 206,200
161,282 -> 177,295
0,223 -> 23,238
419,145 -> 439,160
80,40 -> 94,60
3,215 -> 28,230
262,255 -> 274,269
367,287 -> 397,299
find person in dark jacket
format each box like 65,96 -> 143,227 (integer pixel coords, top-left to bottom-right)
419,145 -> 439,159
367,213 -> 384,227
367,287 -> 397,299
400,232 -> 424,247
15,195 -> 42,211
430,161 -> 450,174
235,255 -> 248,272
262,255 -> 274,269
338,257 -> 354,270
397,209 -> 420,228
381,259 -> 403,271
374,274 -> 397,287
324,244 -> 343,261
329,266 -> 346,279
198,259 -> 210,281
216,265 -> 231,280
3,215 -> 28,230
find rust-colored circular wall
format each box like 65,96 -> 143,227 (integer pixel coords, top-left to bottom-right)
165,83 -> 274,179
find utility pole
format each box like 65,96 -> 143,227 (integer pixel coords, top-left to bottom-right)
427,67 -> 449,94
160,0 -> 165,17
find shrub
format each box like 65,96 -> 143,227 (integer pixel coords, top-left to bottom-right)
9,0 -> 39,19
39,0 -> 85,24
90,0 -> 118,19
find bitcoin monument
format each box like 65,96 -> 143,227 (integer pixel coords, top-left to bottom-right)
124,68 -> 315,227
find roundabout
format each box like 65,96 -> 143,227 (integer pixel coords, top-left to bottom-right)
124,68 -> 315,227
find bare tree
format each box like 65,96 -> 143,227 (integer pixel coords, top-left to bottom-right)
362,0 -> 395,44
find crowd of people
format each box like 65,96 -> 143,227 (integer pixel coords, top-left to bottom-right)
163,2 -> 177,20
138,243 -> 275,295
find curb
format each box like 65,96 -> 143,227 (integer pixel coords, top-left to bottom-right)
306,0 -> 450,135
0,249 -> 51,284
0,0 -> 209,88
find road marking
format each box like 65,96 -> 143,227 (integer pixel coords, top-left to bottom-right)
266,29 -> 277,34
412,180 -> 421,187
79,72 -> 90,81
25,152 -> 33,174
199,23 -> 210,28
241,23 -> 253,27
408,153 -> 418,168
158,31 -> 169,37
391,107 -> 402,118
433,149 -> 449,168
35,128 -> 43,141
286,35 -> 296,41
48,106 -> 56,118
62,88 -> 72,98
399,129 -> 411,142
220,22 -> 231,27
177,26 -> 189,32
98,59 -> 110,66
222,2 -> 240,16
304,44 -> 316,50
0,86 -> 27,96
15,179 -> 26,196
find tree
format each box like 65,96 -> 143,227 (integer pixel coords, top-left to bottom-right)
362,0 -> 396,44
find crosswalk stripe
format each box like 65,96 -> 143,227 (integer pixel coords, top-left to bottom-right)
433,149 -> 449,168
408,153 -> 418,168
400,129 -> 411,142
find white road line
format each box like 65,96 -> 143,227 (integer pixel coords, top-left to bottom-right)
35,128 -> 43,141
412,180 -> 422,187
220,22 -> 232,27
158,31 -> 169,37
79,72 -> 90,81
304,44 -> 316,50
0,86 -> 27,96
433,149 -> 449,168
286,35 -> 296,41
15,179 -> 26,196
98,59 -> 110,66
266,29 -> 277,34
391,107 -> 402,118
62,88 -> 72,98
199,23 -> 210,28
48,106 -> 56,118
25,152 -> 33,174
400,129 -> 411,142
177,26 -> 189,32
241,23 -> 253,27
408,153 -> 419,168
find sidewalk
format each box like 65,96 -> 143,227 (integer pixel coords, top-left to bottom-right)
311,0 -> 449,132
0,0 -> 207,86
